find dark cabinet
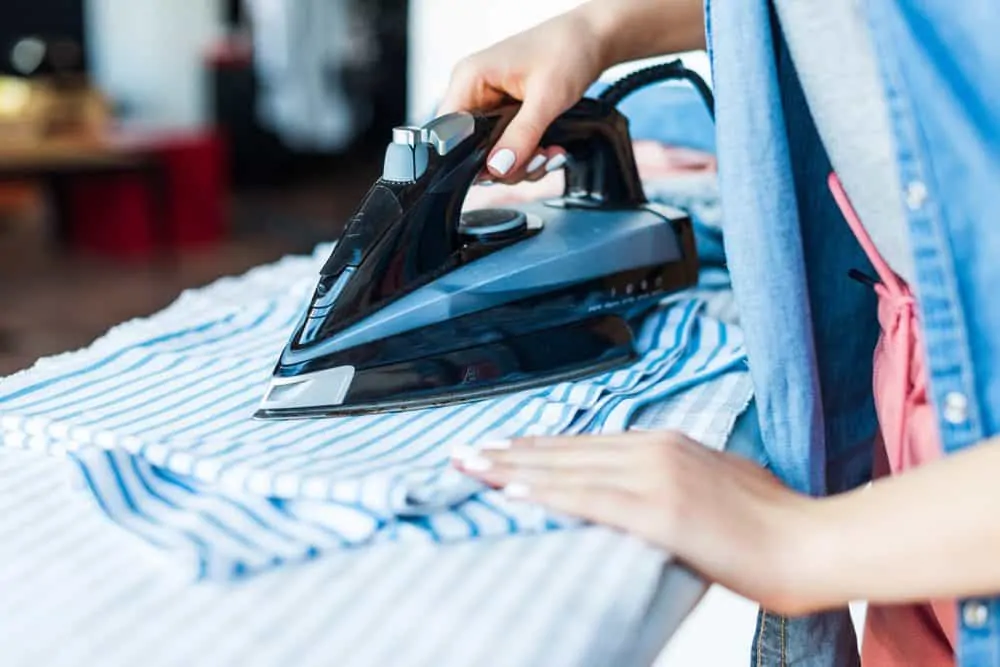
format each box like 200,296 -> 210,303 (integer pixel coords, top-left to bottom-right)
0,0 -> 88,76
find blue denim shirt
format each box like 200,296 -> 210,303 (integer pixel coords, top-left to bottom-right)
706,0 -> 1000,664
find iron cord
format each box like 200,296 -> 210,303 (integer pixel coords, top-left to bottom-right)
597,59 -> 715,121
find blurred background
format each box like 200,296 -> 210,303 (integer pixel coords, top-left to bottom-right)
0,0 -> 405,375
0,0 -> 707,375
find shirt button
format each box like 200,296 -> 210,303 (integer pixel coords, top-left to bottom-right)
943,391 -> 969,424
963,601 -> 990,629
906,180 -> 928,210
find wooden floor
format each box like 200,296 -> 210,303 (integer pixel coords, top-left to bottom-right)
0,159 -> 379,377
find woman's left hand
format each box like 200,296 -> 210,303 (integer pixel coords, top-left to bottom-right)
452,431 -> 819,614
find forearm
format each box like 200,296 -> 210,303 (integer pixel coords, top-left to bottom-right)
577,0 -> 707,70
790,438 -> 1000,612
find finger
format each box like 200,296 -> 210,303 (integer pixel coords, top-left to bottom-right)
524,169 -> 551,184
462,460 -> 637,492
487,89 -> 570,179
438,60 -> 506,116
437,59 -> 481,115
518,430 -> 659,450
541,148 -> 568,174
437,86 -> 474,119
494,444 -> 635,470
506,482 -> 644,535
523,151 -> 549,179
452,440 -> 637,473
440,85 -> 506,118
523,147 -> 563,182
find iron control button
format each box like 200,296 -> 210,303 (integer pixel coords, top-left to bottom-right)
392,126 -> 423,146
421,112 -> 475,155
459,208 -> 528,242
943,391 -> 969,425
963,601 -> 990,629
382,142 -> 429,182
383,126 -> 430,182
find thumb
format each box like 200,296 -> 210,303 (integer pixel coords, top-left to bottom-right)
487,92 -> 569,178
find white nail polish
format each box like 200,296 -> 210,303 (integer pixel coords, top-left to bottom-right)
450,445 -> 493,472
461,455 -> 493,472
478,179 -> 495,187
451,444 -> 477,460
503,482 -> 531,499
488,148 -> 516,175
478,439 -> 511,451
526,154 -> 547,173
545,153 -> 567,172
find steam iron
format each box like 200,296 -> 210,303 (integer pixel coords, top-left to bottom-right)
256,69 -> 702,419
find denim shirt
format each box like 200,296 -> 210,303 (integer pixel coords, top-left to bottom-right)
705,0 -> 1000,665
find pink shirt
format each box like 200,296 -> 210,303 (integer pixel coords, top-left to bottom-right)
829,173 -> 955,666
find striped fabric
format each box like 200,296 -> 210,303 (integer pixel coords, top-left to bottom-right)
0,281 -> 744,580
0,448 -> 709,667
0,175 -> 748,582
0,281 -> 744,667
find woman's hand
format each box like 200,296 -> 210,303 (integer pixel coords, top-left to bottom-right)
437,0 -> 706,183
437,7 -> 608,182
452,431 -> 818,615
456,432 -> 1000,614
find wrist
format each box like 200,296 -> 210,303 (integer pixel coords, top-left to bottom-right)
576,0 -> 708,70
576,1 -> 629,71
763,496 -> 845,616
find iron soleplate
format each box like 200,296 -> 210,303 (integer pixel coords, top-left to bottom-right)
254,314 -> 639,419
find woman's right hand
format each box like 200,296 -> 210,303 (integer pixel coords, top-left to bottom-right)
437,7 -> 612,183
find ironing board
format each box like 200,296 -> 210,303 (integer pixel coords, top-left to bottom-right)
0,446 -> 715,667
0,175 -> 746,667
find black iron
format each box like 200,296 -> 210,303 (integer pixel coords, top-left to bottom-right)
256,78 -> 703,419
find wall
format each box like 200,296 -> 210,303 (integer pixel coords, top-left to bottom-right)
85,0 -> 224,128
407,0 -> 710,123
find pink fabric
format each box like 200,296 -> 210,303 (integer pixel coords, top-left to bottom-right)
828,173 -> 956,665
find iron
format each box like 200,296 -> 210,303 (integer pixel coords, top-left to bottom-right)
255,71 -> 702,419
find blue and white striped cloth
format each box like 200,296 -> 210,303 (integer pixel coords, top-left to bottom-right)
0,447 -> 709,667
0,239 -> 748,581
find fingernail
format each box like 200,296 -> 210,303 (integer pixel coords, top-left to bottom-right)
478,439 -> 511,451
450,444 -> 493,472
478,179 -> 495,187
503,482 -> 530,499
545,153 -> 567,172
462,455 -> 493,472
526,154 -> 547,173
488,148 -> 516,175
451,444 -> 476,460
